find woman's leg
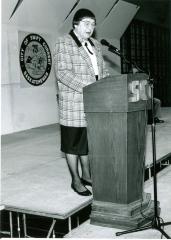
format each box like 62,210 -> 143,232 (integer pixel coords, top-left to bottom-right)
65,153 -> 88,192
80,155 -> 92,183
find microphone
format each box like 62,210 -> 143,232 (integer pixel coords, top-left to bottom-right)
101,39 -> 120,54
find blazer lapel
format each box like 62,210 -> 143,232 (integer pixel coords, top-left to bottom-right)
78,46 -> 95,77
69,30 -> 97,78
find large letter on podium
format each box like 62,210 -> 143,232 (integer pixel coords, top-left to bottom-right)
83,73 -> 156,229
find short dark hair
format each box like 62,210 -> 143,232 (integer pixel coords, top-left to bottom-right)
73,8 -> 96,28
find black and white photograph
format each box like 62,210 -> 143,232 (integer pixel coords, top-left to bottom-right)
1,0 -> 171,238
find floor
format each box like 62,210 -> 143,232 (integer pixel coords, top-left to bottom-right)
1,107 -> 171,237
65,165 -> 171,238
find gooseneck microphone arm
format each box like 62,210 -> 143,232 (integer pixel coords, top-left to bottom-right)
100,39 -> 148,72
100,39 -> 121,55
100,39 -> 130,64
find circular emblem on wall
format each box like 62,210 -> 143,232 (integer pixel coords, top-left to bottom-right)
19,33 -> 52,86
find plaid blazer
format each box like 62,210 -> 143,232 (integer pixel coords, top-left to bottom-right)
54,30 -> 109,127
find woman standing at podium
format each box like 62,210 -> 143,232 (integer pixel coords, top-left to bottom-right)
54,9 -> 109,196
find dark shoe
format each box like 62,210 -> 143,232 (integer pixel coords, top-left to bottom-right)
81,178 -> 92,187
71,183 -> 92,196
154,117 -> 164,123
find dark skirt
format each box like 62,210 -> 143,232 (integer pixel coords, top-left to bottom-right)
60,125 -> 88,155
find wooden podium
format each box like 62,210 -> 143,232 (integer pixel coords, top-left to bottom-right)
83,73 -> 157,229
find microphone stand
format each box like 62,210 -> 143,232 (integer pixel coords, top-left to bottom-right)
107,47 -> 171,238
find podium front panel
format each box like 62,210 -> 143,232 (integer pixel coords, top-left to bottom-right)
87,111 -> 147,204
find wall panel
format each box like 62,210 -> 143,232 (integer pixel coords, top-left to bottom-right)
97,0 -> 139,39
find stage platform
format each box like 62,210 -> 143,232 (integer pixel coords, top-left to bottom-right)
1,107 -> 171,237
145,108 -> 171,168
1,123 -> 92,237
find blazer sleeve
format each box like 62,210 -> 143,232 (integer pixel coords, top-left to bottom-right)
54,38 -> 87,93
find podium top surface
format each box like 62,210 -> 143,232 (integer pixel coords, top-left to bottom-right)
83,73 -> 149,113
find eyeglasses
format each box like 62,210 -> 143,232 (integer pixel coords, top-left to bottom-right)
81,20 -> 96,28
